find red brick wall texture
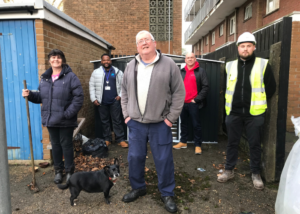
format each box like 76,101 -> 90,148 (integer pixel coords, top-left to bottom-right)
63,0 -> 182,56
287,21 -> 300,131
35,19 -> 107,159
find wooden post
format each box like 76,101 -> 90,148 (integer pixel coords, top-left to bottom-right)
261,42 -> 281,182
23,80 -> 37,189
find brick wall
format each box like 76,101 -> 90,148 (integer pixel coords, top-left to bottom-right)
263,0 -> 300,25
210,22 -> 225,52
35,19 -> 107,159
236,0 -> 259,38
63,0 -> 182,55
286,21 -> 300,131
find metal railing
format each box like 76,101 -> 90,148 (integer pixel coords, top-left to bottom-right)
184,0 -> 219,44
184,0 -> 196,20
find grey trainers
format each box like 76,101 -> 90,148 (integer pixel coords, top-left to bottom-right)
252,174 -> 264,190
217,170 -> 234,183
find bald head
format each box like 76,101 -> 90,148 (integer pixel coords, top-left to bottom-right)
185,52 -> 196,68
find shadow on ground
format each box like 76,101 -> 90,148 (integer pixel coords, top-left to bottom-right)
9,135 -> 277,214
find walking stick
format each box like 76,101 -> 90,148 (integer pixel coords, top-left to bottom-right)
23,80 -> 39,192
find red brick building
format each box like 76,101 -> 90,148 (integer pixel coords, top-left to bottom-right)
63,0 -> 182,56
184,0 -> 300,131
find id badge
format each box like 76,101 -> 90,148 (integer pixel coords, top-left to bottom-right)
105,86 -> 111,90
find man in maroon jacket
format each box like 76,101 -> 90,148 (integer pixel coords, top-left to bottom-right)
173,53 -> 209,154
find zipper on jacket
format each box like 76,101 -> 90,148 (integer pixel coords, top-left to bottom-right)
242,61 -> 245,114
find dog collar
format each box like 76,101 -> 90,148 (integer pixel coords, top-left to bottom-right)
109,177 -> 117,183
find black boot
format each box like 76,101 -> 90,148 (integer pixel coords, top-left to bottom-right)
66,172 -> 73,183
122,189 -> 147,203
161,196 -> 177,213
54,170 -> 63,184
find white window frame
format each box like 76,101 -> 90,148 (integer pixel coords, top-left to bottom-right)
219,24 -> 223,36
245,3 -> 252,20
206,36 -> 209,45
230,17 -> 235,35
266,0 -> 280,14
212,31 -> 215,45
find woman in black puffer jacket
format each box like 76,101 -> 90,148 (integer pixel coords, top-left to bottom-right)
22,49 -> 84,184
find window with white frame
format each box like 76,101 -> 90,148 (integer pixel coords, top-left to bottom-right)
212,31 -> 215,45
266,0 -> 280,14
206,36 -> 209,45
245,3 -> 252,20
219,24 -> 223,36
230,17 -> 235,35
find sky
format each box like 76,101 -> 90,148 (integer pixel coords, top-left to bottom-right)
182,0 -> 192,53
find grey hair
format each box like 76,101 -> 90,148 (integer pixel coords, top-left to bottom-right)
136,30 -> 155,44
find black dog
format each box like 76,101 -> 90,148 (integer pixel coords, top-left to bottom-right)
57,158 -> 120,206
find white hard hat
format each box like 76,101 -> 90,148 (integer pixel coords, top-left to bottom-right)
236,32 -> 256,46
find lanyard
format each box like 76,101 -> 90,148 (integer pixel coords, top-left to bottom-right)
103,67 -> 112,84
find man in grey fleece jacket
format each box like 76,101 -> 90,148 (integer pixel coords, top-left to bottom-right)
121,30 -> 185,213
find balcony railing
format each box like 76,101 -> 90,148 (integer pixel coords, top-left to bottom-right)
184,0 -> 219,43
184,0 -> 196,20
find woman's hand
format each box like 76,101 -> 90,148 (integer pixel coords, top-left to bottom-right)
22,89 -> 30,97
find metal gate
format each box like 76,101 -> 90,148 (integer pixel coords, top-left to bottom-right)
91,54 -> 223,143
0,20 -> 43,160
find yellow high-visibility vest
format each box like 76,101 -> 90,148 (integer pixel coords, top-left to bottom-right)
225,57 -> 268,116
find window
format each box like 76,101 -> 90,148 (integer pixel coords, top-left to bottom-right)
206,36 -> 209,45
212,31 -> 215,45
230,17 -> 235,35
149,0 -> 173,41
219,24 -> 223,36
266,0 -> 279,14
245,3 -> 252,20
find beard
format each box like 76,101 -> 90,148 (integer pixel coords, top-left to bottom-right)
101,63 -> 111,69
239,52 -> 254,61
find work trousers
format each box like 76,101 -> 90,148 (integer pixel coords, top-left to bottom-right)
180,102 -> 202,147
47,127 -> 74,173
98,100 -> 125,143
225,114 -> 265,174
127,120 -> 175,196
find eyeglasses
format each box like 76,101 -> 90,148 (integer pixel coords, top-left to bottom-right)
137,38 -> 153,45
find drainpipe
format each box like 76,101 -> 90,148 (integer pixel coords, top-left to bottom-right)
169,0 -> 171,54
234,8 -> 238,42
0,52 -> 12,214
107,45 -> 116,58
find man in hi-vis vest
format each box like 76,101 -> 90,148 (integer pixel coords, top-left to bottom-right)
217,32 -> 276,190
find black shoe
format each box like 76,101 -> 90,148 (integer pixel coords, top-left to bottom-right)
54,170 -> 63,184
161,196 -> 177,213
122,189 -> 147,203
66,173 -> 73,183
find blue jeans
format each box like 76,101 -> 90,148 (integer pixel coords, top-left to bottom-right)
180,102 -> 202,147
127,120 -> 175,196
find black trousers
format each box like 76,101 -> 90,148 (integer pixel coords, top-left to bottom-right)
179,103 -> 202,147
98,100 -> 125,143
47,127 -> 74,173
225,114 -> 265,174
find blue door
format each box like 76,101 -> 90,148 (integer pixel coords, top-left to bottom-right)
0,20 -> 43,160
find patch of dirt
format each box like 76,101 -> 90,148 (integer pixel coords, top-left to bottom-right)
9,135 -> 278,214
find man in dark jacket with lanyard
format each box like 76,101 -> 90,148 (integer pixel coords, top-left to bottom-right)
217,32 -> 276,190
173,53 -> 209,155
89,54 -> 128,148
